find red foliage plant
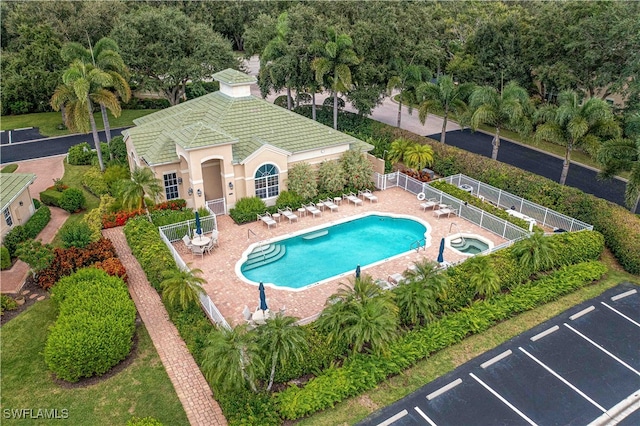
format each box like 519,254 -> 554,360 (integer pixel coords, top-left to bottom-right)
148,199 -> 186,212
92,258 -> 128,283
102,209 -> 146,229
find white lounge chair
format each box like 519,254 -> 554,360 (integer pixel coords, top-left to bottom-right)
278,207 -> 299,223
420,198 -> 437,211
359,190 -> 378,203
343,192 -> 363,206
258,212 -> 277,228
387,273 -> 406,285
434,206 -> 456,219
304,203 -> 322,217
322,198 -> 339,212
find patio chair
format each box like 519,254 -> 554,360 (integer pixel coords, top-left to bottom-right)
304,203 -> 322,218
359,190 -> 378,203
182,235 -> 193,250
204,237 -> 215,254
343,192 -> 363,206
375,279 -> 395,290
210,230 -> 219,247
387,273 -> 406,285
322,198 -> 339,212
190,244 -> 205,259
420,198 -> 437,211
242,305 -> 253,324
258,212 -> 277,228
278,207 -> 299,223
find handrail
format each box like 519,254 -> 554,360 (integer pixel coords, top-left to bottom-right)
410,238 -> 425,252
248,228 -> 258,240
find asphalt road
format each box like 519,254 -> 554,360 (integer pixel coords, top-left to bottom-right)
0,128 -> 128,164
428,129 -> 628,208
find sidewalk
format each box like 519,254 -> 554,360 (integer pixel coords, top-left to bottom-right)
103,228 -> 227,426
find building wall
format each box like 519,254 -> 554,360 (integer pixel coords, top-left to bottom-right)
1,189 -> 35,240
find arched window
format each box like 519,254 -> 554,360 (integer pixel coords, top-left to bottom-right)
255,164 -> 279,199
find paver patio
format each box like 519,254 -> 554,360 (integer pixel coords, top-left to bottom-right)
175,187 -> 507,326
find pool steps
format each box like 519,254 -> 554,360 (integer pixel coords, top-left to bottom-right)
243,244 -> 287,270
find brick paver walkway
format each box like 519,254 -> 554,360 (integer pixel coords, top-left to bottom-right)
103,228 -> 227,426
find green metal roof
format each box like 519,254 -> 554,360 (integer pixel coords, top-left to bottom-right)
213,68 -> 257,85
1,173 -> 35,211
125,69 -> 373,165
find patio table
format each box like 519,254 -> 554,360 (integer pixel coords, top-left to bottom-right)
192,236 -> 211,247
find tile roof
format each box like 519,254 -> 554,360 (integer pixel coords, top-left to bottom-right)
125,70 -> 373,165
1,173 -> 36,211
212,68 -> 258,85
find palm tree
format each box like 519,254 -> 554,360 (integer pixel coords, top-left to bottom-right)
597,113 -> 640,213
311,27 -> 360,130
160,266 -> 206,310
51,59 -> 120,171
387,138 -> 414,168
534,90 -> 621,185
117,166 -> 163,210
256,313 -> 307,391
61,37 -> 131,157
416,75 -> 474,144
387,63 -> 431,128
467,81 -> 533,160
466,255 -> 501,298
510,232 -> 559,274
404,143 -> 434,172
316,276 -> 398,355
395,260 -> 447,326
260,12 -> 295,110
202,325 -> 263,393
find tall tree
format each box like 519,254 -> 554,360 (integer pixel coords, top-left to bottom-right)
61,37 -> 131,157
316,276 -> 398,355
256,313 -> 307,391
417,75 -> 474,145
597,113 -> 640,212
387,138 -> 414,169
467,81 -> 533,160
116,166 -> 163,210
110,6 -> 238,106
387,63 -> 432,128
534,90 -> 621,185
394,260 -> 447,326
311,27 -> 360,130
51,59 -> 120,171
202,325 -> 263,393
160,267 -> 206,310
259,12 -> 295,109
404,143 -> 434,172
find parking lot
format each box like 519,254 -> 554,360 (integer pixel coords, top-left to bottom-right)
360,283 -> 640,426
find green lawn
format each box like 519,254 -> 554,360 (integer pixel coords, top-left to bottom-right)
1,109 -> 158,137
296,269 -> 639,425
0,299 -> 189,425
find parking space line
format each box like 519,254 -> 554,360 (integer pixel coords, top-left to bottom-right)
519,347 -> 607,412
563,323 -> 640,376
469,373 -> 538,426
414,407 -> 437,426
427,378 -> 462,400
480,350 -> 512,368
570,306 -> 595,320
601,302 -> 640,328
531,325 -> 559,341
611,289 -> 637,301
376,409 -> 408,426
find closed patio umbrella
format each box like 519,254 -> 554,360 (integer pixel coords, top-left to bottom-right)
437,238 -> 445,263
194,211 -> 202,239
258,282 -> 268,311
355,264 -> 361,279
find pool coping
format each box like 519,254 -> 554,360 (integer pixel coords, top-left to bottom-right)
444,233 -> 495,257
235,211 -> 433,291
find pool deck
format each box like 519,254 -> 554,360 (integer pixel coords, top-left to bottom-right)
173,187 -> 507,326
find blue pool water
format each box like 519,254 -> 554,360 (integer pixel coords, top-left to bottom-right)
239,214 -> 428,289
451,237 -> 489,254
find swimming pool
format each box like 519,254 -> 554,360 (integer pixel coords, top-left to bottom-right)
445,233 -> 493,255
237,213 -> 430,290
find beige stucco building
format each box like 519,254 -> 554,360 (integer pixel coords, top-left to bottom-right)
123,69 -> 377,213
0,173 -> 36,240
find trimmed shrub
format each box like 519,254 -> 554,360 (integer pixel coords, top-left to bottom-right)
1,164 -> 18,173
287,163 -> 317,200
107,136 -> 128,164
67,142 -> 95,165
1,226 -> 27,258
23,205 -> 51,237
229,197 -> 267,225
1,294 -> 18,315
149,209 -> 195,228
103,164 -> 130,194
147,199 -> 186,212
45,268 -> 136,382
276,261 -> 607,419
0,246 -> 11,270
59,221 -> 93,249
33,198 -> 41,209
82,167 -> 109,196
102,208 -> 146,229
39,189 -> 63,207
275,191 -> 304,211
84,195 -> 116,241
59,188 -> 86,213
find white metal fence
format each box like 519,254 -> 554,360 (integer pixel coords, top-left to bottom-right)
206,198 -> 226,215
439,174 -> 593,232
158,216 -> 230,330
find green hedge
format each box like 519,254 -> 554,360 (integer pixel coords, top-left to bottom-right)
276,261 -> 607,419
39,189 -> 64,207
0,246 -> 10,270
44,268 -> 136,382
67,142 -> 95,165
380,128 -> 640,274
229,196 -> 269,224
2,205 -> 51,257
1,164 -> 18,173
82,166 -> 109,196
59,188 -> 86,213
